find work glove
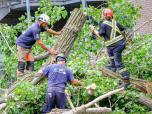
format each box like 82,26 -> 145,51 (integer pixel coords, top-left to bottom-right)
89,25 -> 95,32
91,32 -> 98,40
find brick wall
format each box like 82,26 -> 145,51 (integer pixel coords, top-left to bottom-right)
132,0 -> 152,35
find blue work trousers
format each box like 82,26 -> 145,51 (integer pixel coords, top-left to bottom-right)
107,43 -> 125,68
107,42 -> 129,79
42,91 -> 66,114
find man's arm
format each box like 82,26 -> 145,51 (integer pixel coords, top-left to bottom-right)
37,39 -> 49,51
89,25 -> 101,38
71,79 -> 82,86
36,39 -> 57,55
38,69 -> 43,76
38,66 -> 50,78
46,28 -> 62,35
67,69 -> 82,86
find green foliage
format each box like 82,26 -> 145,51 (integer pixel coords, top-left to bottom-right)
108,0 -> 141,28
4,82 -> 46,114
0,0 -> 151,113
0,0 -> 67,88
86,0 -> 141,28
35,0 -> 67,26
68,76 -> 117,105
124,35 -> 152,80
112,91 -> 148,113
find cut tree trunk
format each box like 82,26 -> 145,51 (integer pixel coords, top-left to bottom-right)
62,87 -> 124,114
101,68 -> 152,94
48,107 -> 111,114
137,96 -> 152,110
0,103 -> 6,110
85,107 -> 112,114
34,52 -> 49,61
101,68 -> 152,110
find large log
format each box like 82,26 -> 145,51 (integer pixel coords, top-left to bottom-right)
137,96 -> 152,110
62,87 -> 124,114
101,68 -> 152,94
34,52 -> 49,61
48,107 -> 111,114
101,68 -> 152,110
86,107 -> 111,114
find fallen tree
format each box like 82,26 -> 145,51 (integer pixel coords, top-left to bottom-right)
61,87 -> 124,114
101,68 -> 152,110
48,107 -> 112,114
101,68 -> 152,94
0,8 -> 87,110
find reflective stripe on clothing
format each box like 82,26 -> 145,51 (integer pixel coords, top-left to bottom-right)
105,35 -> 124,47
117,68 -> 127,74
109,56 -> 114,59
103,20 -> 125,47
103,20 -> 121,34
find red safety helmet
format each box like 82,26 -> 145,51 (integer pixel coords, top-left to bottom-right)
103,8 -> 113,19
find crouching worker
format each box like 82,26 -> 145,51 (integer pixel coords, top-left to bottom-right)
89,8 -> 130,88
38,54 -> 82,114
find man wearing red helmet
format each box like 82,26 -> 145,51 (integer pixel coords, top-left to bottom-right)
90,8 -> 130,88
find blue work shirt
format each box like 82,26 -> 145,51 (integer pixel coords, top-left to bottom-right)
42,64 -> 75,92
98,20 -> 125,47
16,22 -> 47,49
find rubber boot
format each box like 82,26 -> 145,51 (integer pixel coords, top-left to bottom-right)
117,67 -> 130,89
17,61 -> 25,79
105,58 -> 116,72
26,61 -> 34,72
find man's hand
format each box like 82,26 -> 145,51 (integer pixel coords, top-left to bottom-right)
71,79 -> 83,87
47,28 -> 63,35
48,48 -> 57,55
89,25 -> 95,32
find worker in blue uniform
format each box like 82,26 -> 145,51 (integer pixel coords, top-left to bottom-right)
89,8 -> 130,88
38,54 -> 82,114
16,14 -> 62,78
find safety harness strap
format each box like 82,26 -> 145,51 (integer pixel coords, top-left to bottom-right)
103,20 -> 124,47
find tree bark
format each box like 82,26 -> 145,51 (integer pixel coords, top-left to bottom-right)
48,107 -> 111,114
137,96 -> 152,110
62,87 -> 124,114
101,68 -> 151,94
34,52 -> 49,61
86,107 -> 112,114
